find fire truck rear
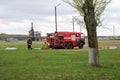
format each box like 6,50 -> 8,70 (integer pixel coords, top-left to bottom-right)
46,31 -> 85,49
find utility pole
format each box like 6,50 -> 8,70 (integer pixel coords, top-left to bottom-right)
55,3 -> 61,33
113,25 -> 115,39
55,6 -> 57,33
73,16 -> 74,32
80,21 -> 84,32
31,22 -> 34,37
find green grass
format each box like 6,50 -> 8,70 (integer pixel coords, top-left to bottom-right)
0,41 -> 120,80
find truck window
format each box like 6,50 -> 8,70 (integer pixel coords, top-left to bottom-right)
71,35 -> 76,41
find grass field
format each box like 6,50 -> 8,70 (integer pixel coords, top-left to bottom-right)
0,40 -> 120,80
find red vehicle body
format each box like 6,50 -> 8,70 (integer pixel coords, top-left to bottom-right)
46,31 -> 85,49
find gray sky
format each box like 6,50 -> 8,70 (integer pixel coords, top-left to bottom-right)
0,0 -> 120,36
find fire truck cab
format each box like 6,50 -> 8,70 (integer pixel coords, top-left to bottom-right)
46,31 -> 85,49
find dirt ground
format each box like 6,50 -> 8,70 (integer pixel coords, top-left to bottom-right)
83,40 -> 120,50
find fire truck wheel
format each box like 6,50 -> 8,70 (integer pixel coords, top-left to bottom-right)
78,42 -> 84,49
51,46 -> 55,49
68,43 -> 73,49
64,43 -> 69,49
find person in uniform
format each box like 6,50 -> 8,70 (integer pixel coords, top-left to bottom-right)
27,37 -> 32,50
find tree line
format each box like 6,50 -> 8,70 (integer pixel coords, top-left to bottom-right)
0,33 -> 27,41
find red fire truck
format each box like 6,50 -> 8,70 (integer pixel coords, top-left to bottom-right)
46,31 -> 85,49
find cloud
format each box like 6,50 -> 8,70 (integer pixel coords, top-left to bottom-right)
0,0 -> 120,36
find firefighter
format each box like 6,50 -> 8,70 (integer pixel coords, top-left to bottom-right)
27,37 -> 32,50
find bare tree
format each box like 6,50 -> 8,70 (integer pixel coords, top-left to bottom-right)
64,0 -> 111,67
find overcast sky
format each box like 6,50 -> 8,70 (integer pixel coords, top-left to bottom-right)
0,0 -> 120,36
